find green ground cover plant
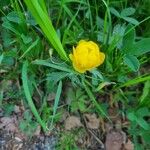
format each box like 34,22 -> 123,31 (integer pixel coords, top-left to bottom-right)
0,0 -> 150,149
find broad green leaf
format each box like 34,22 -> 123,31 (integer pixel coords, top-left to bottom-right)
122,24 -> 135,51
131,38 -> 150,56
6,11 -> 21,24
2,18 -> 20,35
136,118 -> 149,130
137,107 -> 149,117
123,54 -> 140,72
110,7 -> 120,18
121,7 -> 135,17
127,112 -> 136,121
21,34 -> 32,44
123,17 -> 139,25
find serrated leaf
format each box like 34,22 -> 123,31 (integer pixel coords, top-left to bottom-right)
46,72 -> 69,84
121,7 -> 135,17
124,54 -> 140,72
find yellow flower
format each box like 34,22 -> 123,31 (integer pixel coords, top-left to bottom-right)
69,40 -> 105,73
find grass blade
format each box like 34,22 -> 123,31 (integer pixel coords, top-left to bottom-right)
119,74 -> 150,88
33,59 -> 76,73
82,78 -> 110,121
50,80 -> 62,128
22,61 -> 47,131
24,0 -> 69,61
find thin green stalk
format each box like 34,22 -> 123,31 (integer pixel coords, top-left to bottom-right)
82,78 -> 110,121
102,0 -> 112,46
50,81 -> 62,129
119,74 -> 150,88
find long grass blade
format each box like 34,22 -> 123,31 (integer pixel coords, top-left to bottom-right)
50,80 -> 62,128
82,78 -> 110,121
24,0 -> 69,61
33,59 -> 76,73
22,61 -> 47,131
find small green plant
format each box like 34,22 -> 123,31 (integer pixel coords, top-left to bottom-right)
57,129 -> 85,150
127,107 -> 150,149
19,110 -> 38,137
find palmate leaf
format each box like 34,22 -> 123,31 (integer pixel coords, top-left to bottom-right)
123,54 -> 140,72
123,25 -> 150,56
24,0 -> 69,61
122,25 -> 150,71
120,7 -> 136,17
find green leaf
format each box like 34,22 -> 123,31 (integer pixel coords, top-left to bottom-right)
0,54 -> 4,64
122,24 -> 135,51
50,81 -> 62,128
127,112 -> 136,121
46,72 -> 69,84
21,34 -> 32,44
22,61 -> 47,131
123,54 -> 140,72
19,38 -> 39,59
33,59 -> 75,73
131,38 -> 150,56
24,0 -> 69,61
136,118 -> 149,130
136,107 -> 149,117
110,7 -> 120,18
121,7 -> 135,17
123,17 -> 139,25
6,11 -> 21,24
139,81 -> 150,104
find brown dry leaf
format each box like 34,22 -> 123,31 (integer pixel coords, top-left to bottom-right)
14,105 -> 21,114
105,130 -> 124,150
84,114 -> 100,129
47,92 -> 56,101
65,116 -> 83,130
34,125 -> 41,136
124,139 -> 134,150
0,117 -> 18,132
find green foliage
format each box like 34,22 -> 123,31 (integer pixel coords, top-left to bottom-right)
110,7 -> 139,25
0,0 -> 150,149
24,0 -> 69,61
67,88 -> 88,113
22,61 -> 47,131
57,129 -> 84,150
127,107 -> 150,149
19,110 -> 38,137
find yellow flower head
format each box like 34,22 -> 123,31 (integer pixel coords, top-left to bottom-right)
69,40 -> 105,73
